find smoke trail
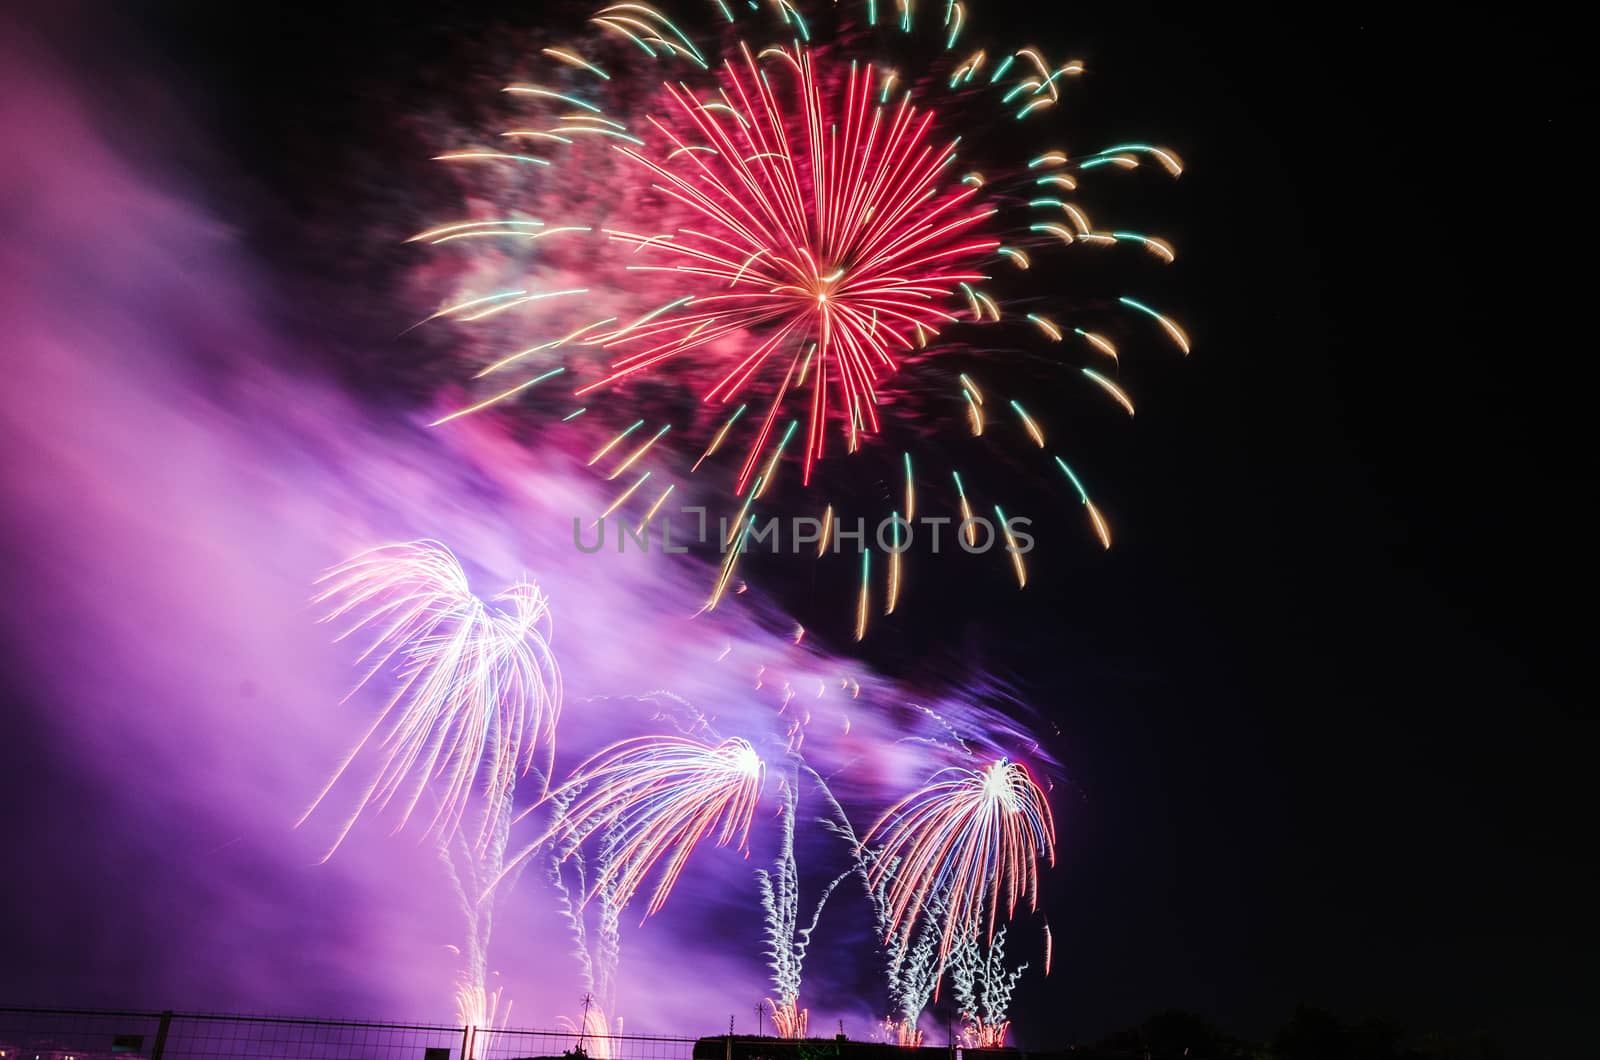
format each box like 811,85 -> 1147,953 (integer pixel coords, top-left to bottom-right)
949,924 -> 1029,1048
0,8 -> 1059,1032
757,763 -> 850,1038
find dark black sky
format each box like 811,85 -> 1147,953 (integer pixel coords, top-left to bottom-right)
5,1 -> 1588,1056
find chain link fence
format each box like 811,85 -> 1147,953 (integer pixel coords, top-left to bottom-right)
0,1009 -> 702,1060
3,1008 -> 1171,1060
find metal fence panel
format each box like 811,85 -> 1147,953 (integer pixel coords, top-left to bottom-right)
6,1012 -> 1152,1060
475,1028 -> 697,1060
2,1011 -> 701,1060
1,1007 -> 168,1060
160,1015 -> 467,1060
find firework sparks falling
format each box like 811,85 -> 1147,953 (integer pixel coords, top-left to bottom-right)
950,923 -> 1028,1048
865,758 -> 1055,967
809,762 -> 942,1044
545,784 -> 624,1039
443,790 -> 529,1049
0,33 -> 1115,1040
758,765 -> 849,1039
302,541 -> 562,859
454,982 -> 511,1058
410,0 -> 1191,634
556,998 -> 619,1060
883,892 -> 947,1046
519,734 -> 765,918
580,42 -> 1001,492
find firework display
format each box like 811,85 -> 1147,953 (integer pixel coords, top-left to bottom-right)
303,541 -> 562,858
578,42 -> 999,495
545,783 -> 625,1044
310,536 -> 1064,1040
865,759 -> 1055,968
522,733 -> 766,918
758,765 -> 849,1039
416,0 -> 1188,632
303,541 -> 565,1037
299,0 -> 1188,1043
16,0 -> 1551,1044
949,923 -> 1029,1048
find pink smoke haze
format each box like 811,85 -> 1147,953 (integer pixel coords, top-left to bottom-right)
0,13 -> 1055,1038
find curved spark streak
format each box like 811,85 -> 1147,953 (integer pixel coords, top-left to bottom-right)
1081,367 -> 1135,416
304,542 -> 562,860
578,43 -> 999,491
416,0 -> 1189,636
523,735 -> 764,918
950,923 -> 1027,1048
865,758 -> 1055,967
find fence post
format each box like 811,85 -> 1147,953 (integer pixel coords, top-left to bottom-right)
725,1034 -> 733,1060
150,1012 -> 173,1060
460,1025 -> 474,1060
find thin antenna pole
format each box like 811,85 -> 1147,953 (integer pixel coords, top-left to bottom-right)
579,992 -> 595,1055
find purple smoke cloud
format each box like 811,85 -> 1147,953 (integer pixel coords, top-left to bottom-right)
0,12 -> 1054,1038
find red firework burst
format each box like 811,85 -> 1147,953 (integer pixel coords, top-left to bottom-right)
577,42 -> 999,493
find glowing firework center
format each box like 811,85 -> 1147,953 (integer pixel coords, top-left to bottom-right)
585,43 -> 999,492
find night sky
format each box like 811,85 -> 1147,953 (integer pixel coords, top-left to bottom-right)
1,2 -> 1585,1058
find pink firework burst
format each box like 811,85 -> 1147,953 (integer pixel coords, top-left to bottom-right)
509,734 -> 765,918
303,540 -> 561,860
865,757 -> 1055,968
412,0 -> 1191,633
580,42 -> 999,493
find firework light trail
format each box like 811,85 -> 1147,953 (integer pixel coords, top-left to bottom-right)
811,761 -> 944,1045
514,734 -> 765,918
414,0 -> 1190,634
757,765 -> 849,1038
0,29 -> 1104,1037
302,541 -> 562,859
442,798 -> 523,1042
950,922 -> 1029,1048
880,888 -> 949,1046
582,41 -> 1000,494
865,757 -> 1056,969
305,541 -> 564,1032
545,783 -> 625,1050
